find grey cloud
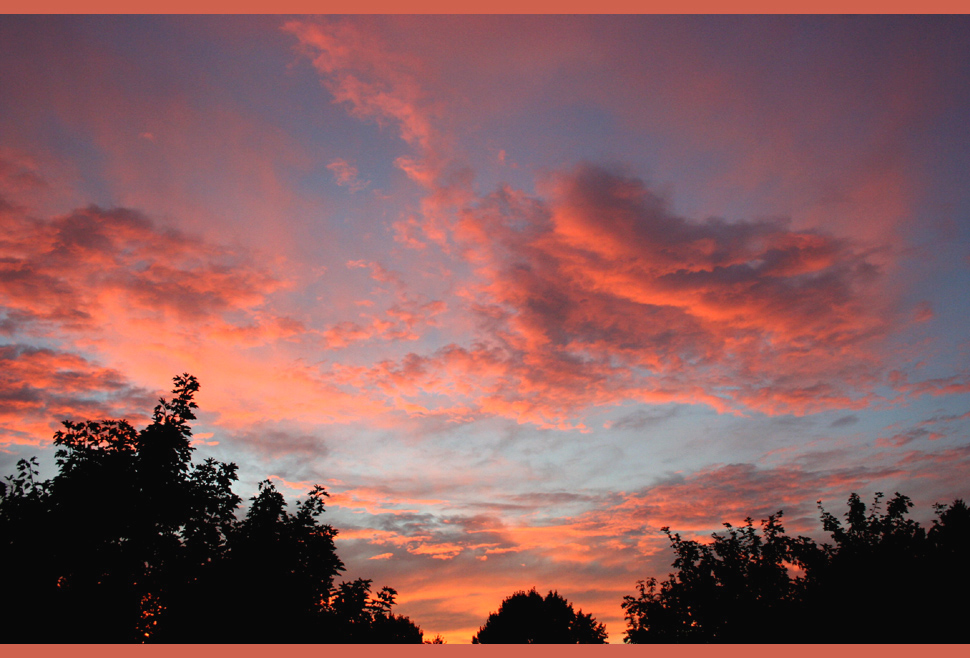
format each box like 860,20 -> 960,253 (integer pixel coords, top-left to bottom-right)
609,406 -> 679,431
830,414 -> 859,427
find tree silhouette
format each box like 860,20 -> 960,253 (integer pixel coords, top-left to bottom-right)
472,588 -> 607,643
622,512 -> 810,643
623,492 -> 970,643
0,374 -> 424,643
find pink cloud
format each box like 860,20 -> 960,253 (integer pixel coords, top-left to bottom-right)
875,429 -> 944,448
874,408 -> 970,448
320,260 -> 447,349
285,20 -> 918,424
326,164 -> 892,425
330,485 -> 446,517
889,369 -> 970,401
287,18 -> 475,259
285,19 -> 438,154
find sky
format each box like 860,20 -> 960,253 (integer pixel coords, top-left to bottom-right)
1,15 -> 969,642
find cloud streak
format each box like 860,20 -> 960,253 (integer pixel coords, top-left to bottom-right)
329,442 -> 970,641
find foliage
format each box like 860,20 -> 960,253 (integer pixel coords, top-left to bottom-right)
320,578 -> 424,643
623,492 -> 970,643
0,374 -> 423,643
472,588 -> 607,644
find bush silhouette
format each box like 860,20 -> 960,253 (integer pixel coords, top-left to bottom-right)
0,374 -> 424,643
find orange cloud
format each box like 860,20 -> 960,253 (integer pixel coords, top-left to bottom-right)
369,552 -> 394,560
0,179 -> 411,442
0,344 -> 153,447
329,485 -> 446,517
0,203 -> 285,335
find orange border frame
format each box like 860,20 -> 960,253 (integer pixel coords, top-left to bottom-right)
5,643 -> 970,655
2,0 -> 969,14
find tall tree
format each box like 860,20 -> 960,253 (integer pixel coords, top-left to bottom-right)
0,374 -> 423,643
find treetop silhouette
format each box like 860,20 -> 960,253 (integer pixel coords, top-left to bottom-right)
472,588 -> 607,644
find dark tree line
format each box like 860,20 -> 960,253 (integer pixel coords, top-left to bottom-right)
4,373 -> 968,643
623,493 -> 970,643
0,374 -> 424,643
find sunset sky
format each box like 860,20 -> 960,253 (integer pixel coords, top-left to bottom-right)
2,15 -> 969,642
